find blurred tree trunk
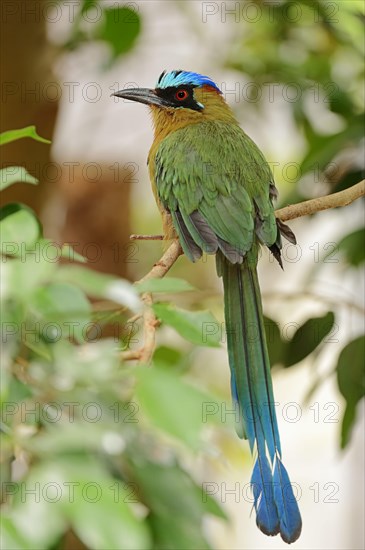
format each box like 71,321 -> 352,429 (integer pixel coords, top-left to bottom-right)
0,0 -> 58,211
58,162 -> 132,278
1,0 -> 132,279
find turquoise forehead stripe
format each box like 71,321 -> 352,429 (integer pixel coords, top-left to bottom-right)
156,70 -> 221,92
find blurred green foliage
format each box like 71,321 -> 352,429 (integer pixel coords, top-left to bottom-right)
337,336 -> 365,448
65,0 -> 141,64
1,128 -> 224,549
333,228 -> 365,266
226,0 -> 364,198
264,311 -> 336,368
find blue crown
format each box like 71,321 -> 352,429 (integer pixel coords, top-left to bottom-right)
156,70 -> 221,92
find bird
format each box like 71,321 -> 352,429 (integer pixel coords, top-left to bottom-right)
113,70 -> 302,544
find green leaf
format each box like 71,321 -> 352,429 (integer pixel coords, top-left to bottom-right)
0,126 -> 51,146
60,243 -> 87,263
0,167 -> 38,191
71,485 -> 149,550
284,312 -> 335,367
98,7 -> 141,59
131,459 -> 226,523
300,115 -> 363,174
336,228 -> 365,266
9,470 -> 67,548
199,484 -> 227,520
30,283 -> 91,342
4,377 -> 32,405
0,203 -> 41,253
54,265 -> 115,294
150,515 -> 210,550
57,457 -> 150,550
54,265 -> 141,311
80,0 -> 96,14
135,366 -> 218,448
8,456 -> 150,550
0,515 -> 46,550
129,459 -> 221,550
336,336 -> 365,448
23,238 -> 87,264
153,346 -> 183,370
136,277 -> 195,294
153,303 -> 221,348
328,86 -> 356,117
1,255 -> 56,300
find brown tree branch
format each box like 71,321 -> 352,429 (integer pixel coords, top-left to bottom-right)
137,240 -> 183,283
120,242 -> 182,363
138,292 -> 160,364
275,180 -> 364,222
121,181 -> 364,362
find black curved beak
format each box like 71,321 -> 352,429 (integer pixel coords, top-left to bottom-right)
112,88 -> 173,108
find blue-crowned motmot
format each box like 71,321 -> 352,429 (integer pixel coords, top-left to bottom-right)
113,70 -> 302,543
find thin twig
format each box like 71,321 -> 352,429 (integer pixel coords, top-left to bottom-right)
130,234 -> 163,240
120,349 -> 142,361
121,181 -> 364,362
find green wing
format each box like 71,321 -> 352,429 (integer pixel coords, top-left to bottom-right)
155,120 -> 278,262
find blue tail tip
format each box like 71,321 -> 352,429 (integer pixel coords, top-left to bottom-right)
257,520 -> 280,538
280,519 -> 302,544
256,504 -> 302,543
257,516 -> 302,544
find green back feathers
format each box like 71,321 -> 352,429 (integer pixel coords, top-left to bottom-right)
154,120 -> 278,257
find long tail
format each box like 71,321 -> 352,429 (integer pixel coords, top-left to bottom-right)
217,251 -> 302,544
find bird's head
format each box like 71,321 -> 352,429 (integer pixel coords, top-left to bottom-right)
113,70 -> 237,135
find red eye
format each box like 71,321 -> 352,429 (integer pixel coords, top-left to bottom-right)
175,89 -> 188,101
